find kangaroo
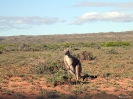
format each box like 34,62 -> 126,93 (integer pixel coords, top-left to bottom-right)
64,48 -> 82,80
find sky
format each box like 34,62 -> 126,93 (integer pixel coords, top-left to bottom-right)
0,0 -> 133,36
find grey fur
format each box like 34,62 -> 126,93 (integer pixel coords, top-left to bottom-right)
64,49 -> 82,80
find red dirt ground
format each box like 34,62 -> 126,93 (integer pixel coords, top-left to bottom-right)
0,76 -> 133,99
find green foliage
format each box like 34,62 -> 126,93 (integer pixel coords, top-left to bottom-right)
45,61 -> 72,86
33,60 -> 63,75
1,41 -> 130,52
32,60 -> 72,86
34,65 -> 45,74
75,42 -> 86,47
90,43 -> 101,49
0,45 -> 4,50
43,44 -> 60,50
61,43 -> 71,48
101,41 -> 130,47
45,60 -> 64,74
0,44 -> 19,51
46,68 -> 71,87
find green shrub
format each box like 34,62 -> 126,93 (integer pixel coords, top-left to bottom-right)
0,44 -> 19,51
34,65 -> 45,74
0,45 -> 4,51
90,43 -> 101,49
62,43 -> 71,48
84,43 -> 91,47
32,60 -> 72,86
33,60 -> 72,86
46,68 -> 72,87
102,41 -> 130,47
45,60 -> 64,74
43,44 -> 60,51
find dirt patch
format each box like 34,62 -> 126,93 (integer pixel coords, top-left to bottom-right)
0,76 -> 133,99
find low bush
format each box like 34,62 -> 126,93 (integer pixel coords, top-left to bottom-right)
33,60 -> 63,75
34,65 -> 45,74
90,43 -> 101,49
78,51 -> 96,60
101,41 -> 130,47
46,68 -> 72,86
43,44 -> 61,51
32,60 -> 72,86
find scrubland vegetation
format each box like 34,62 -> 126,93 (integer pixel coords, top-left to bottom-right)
0,31 -> 133,99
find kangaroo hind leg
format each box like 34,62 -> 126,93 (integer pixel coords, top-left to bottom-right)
68,69 -> 75,77
75,65 -> 79,80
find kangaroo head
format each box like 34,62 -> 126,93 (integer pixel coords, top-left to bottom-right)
64,48 -> 70,55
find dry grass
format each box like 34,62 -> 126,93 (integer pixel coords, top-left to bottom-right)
1,32 -> 133,98
0,46 -> 133,99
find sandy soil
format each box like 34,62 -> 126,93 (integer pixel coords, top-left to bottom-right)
0,75 -> 133,99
